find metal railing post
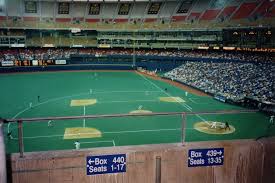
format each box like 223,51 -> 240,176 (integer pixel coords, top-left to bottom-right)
155,156 -> 161,183
18,120 -> 24,158
181,113 -> 186,145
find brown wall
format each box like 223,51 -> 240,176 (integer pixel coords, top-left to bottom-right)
9,138 -> 275,183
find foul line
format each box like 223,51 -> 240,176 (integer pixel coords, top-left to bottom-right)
136,72 -> 192,111
189,98 -> 198,104
8,92 -> 89,133
136,72 -> 210,125
8,107 -> 31,133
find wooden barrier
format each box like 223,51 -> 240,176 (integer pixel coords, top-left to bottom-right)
9,138 -> 275,183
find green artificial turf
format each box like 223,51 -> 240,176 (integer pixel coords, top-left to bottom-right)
0,71 -> 273,153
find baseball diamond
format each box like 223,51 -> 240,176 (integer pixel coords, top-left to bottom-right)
0,0 -> 274,182
1,71 -> 274,153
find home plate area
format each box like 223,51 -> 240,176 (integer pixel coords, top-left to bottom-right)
194,121 -> 235,135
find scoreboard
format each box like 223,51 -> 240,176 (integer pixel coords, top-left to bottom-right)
14,60 -> 54,66
1,60 -> 63,67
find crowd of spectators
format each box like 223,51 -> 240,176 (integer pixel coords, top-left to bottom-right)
164,61 -> 275,103
0,48 -> 72,62
0,48 -> 273,62
0,48 -> 274,104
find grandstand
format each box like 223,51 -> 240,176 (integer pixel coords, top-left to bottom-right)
0,0 -> 274,183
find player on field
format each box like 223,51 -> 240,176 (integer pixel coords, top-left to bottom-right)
48,120 -> 53,127
210,121 -> 217,128
37,96 -> 40,103
225,122 -> 230,130
185,91 -> 188,97
74,141 -> 80,150
210,122 -> 217,129
29,102 -> 33,108
270,115 -> 274,125
7,131 -> 13,140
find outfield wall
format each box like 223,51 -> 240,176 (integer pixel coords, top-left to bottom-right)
9,138 -> 275,183
0,55 -> 259,73
0,64 -> 134,73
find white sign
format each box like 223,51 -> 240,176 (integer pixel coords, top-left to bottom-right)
55,60 -> 67,65
32,60 -> 38,66
11,44 -> 25,47
1,61 -> 14,66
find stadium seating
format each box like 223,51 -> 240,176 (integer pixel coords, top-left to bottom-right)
252,0 -> 273,18
200,9 -> 222,20
0,0 -> 273,30
164,61 -> 275,102
231,2 -> 258,20
265,4 -> 275,17
0,48 -> 272,63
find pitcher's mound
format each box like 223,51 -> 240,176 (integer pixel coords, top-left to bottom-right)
129,110 -> 153,114
64,127 -> 102,139
159,97 -> 185,103
194,121 -> 235,135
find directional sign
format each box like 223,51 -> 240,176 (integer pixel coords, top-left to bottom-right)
188,148 -> 224,167
86,154 -> 126,175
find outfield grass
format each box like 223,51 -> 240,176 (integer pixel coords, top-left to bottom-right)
0,71 -> 273,153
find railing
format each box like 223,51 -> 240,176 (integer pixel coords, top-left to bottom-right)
0,109 -> 265,183
0,109 -> 258,158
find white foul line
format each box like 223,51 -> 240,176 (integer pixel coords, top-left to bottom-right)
136,72 -> 192,111
136,72 -> 210,125
9,92 -> 89,133
189,98 -> 198,104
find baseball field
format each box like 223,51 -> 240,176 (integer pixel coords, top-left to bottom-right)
0,71 -> 274,153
